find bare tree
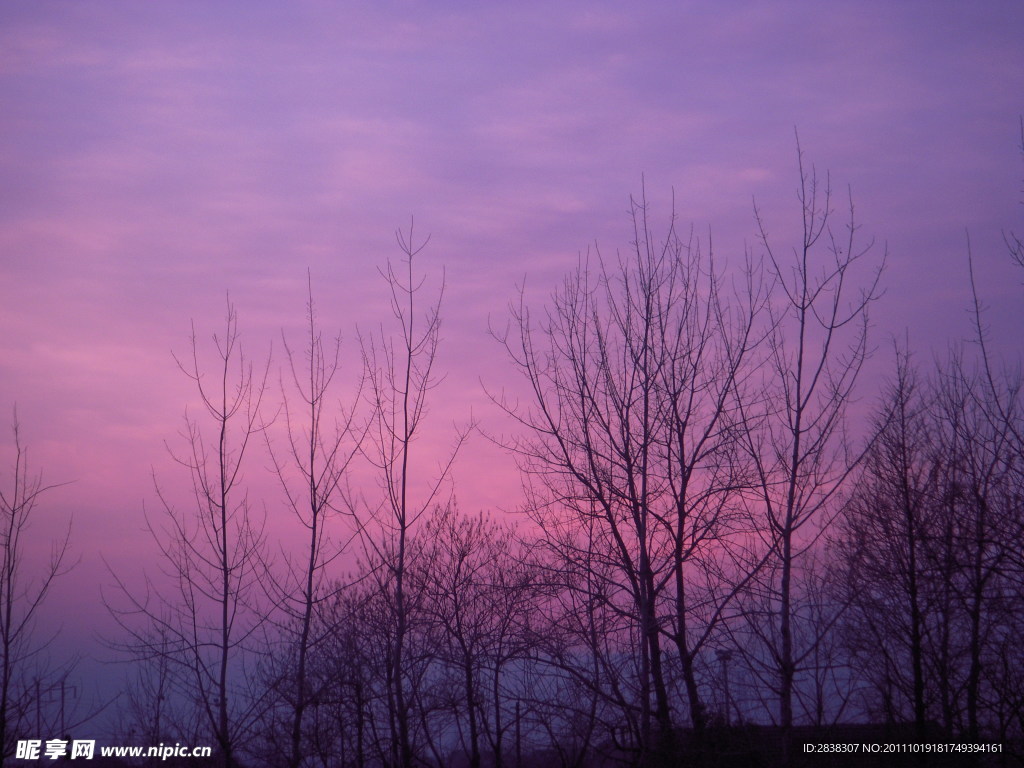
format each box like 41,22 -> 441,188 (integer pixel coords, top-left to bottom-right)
0,412 -> 73,763
933,348 -> 1022,743
832,348 -> 933,738
303,575 -> 394,768
414,505 -> 537,768
519,512 -> 631,766
828,120 -> 1023,753
107,299 -> 269,768
359,223 -> 467,768
836,337 -> 1024,751
261,274 -> 364,768
492,190 -> 766,762
736,144 -> 883,749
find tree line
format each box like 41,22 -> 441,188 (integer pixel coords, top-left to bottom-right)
2,143 -> 1023,767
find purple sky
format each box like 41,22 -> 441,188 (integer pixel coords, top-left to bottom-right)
1,0 -> 1023,716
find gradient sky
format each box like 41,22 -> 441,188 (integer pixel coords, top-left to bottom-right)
1,0 -> 1023,721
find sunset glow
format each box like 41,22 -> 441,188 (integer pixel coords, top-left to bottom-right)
2,1 -> 1023,760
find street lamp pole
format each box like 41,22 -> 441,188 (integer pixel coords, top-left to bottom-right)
716,649 -> 734,727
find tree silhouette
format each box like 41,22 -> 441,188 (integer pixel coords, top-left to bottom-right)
107,299 -> 270,768
0,412 -> 73,764
261,274 -> 364,768
358,223 -> 468,768
493,189 -> 767,762
736,145 -> 883,753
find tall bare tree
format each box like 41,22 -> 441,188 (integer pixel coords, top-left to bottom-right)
737,144 -> 883,746
832,120 -> 1024,750
262,274 -> 364,768
836,338 -> 1024,751
107,299 -> 269,768
933,348 -> 1022,742
359,223 -> 466,768
833,348 -> 933,738
493,191 -> 766,762
0,412 -> 73,764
